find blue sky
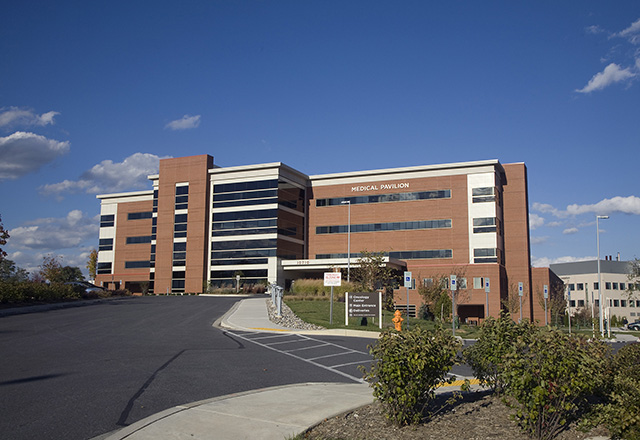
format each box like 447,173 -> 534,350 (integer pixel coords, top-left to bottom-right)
1,1 -> 639,277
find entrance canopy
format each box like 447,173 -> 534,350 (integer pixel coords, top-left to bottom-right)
280,256 -> 406,279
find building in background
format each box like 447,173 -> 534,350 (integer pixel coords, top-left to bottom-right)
96,154 -> 552,324
550,258 -> 640,323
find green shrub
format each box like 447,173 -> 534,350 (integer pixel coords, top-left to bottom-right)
581,342 -> 640,440
501,329 -> 610,440
0,281 -> 80,303
360,326 -> 461,426
463,313 -> 537,393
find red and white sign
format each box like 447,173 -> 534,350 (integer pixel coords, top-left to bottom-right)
324,272 -> 342,286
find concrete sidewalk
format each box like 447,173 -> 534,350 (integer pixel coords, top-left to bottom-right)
98,382 -> 373,440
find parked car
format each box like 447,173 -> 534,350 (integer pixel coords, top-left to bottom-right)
65,281 -> 107,295
627,321 -> 640,331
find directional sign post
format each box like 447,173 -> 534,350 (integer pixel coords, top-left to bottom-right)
345,292 -> 382,329
404,271 -> 412,329
324,272 -> 341,324
543,284 -> 548,326
484,278 -> 490,319
450,275 -> 457,336
518,282 -> 523,323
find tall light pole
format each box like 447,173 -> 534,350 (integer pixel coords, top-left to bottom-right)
341,200 -> 351,282
597,215 -> 609,337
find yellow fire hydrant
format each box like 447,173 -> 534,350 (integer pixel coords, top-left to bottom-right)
392,310 -> 404,331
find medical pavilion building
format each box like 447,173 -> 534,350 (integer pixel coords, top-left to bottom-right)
95,154 -> 552,323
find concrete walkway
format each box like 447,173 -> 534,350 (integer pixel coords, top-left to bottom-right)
98,382 -> 373,440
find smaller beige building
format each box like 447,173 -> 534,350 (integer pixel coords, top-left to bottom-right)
550,259 -> 640,323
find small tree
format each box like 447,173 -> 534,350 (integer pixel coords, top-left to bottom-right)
0,258 -> 29,282
39,255 -> 63,283
0,214 -> 9,262
351,250 -> 396,292
86,249 -> 98,280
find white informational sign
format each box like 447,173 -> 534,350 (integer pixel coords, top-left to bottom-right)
404,271 -> 412,288
484,278 -> 490,293
544,284 -> 549,299
518,282 -> 523,297
324,272 -> 342,287
450,274 -> 457,291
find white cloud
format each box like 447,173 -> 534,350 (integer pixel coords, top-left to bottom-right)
165,114 -> 201,130
615,17 -> 640,44
532,255 -> 595,268
40,152 -> 169,197
566,195 -> 640,216
563,227 -> 579,235
0,131 -> 70,181
529,213 -> 545,230
530,236 -> 549,245
576,62 -> 636,93
0,107 -> 60,128
8,210 -> 98,251
534,196 -> 640,219
585,25 -> 604,35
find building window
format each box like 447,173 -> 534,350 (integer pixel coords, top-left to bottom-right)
473,277 -> 484,289
315,190 -> 451,207
126,236 -> 153,244
128,211 -> 153,220
97,262 -> 112,274
578,300 -> 585,307
100,215 -> 115,227
472,217 -> 497,233
570,300 -> 576,307
577,283 -> 584,291
613,299 -> 620,307
606,282 -> 612,290
621,300 -> 627,307
594,282 -> 599,290
316,219 -> 451,235
99,238 -> 113,251
125,261 -> 151,269
474,248 -> 497,264
472,187 -> 495,203
423,278 -> 434,287
613,282 -> 619,290
568,283 -> 575,291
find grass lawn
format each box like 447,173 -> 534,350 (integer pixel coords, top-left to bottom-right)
284,298 -> 484,339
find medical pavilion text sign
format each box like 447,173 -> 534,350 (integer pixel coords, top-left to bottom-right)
351,182 -> 409,192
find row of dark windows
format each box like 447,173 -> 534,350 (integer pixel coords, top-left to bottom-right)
214,179 -> 278,194
316,219 -> 452,235
99,238 -> 113,251
315,250 -> 453,260
213,209 -> 277,222
211,258 -> 269,266
210,269 -> 268,280
128,211 -> 153,220
126,236 -> 153,244
315,190 -> 451,207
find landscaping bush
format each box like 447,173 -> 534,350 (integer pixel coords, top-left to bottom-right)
501,328 -> 610,440
0,281 -> 80,303
463,312 -> 537,393
360,326 -> 461,426
581,342 -> 640,440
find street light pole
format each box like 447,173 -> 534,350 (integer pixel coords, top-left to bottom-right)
341,200 -> 351,282
597,215 -> 609,337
